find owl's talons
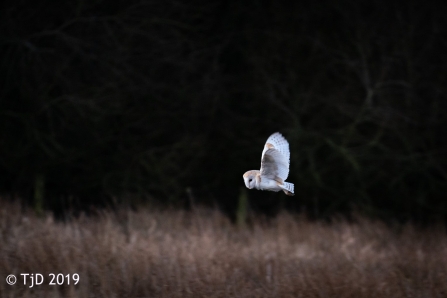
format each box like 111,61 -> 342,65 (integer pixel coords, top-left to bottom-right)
284,190 -> 295,196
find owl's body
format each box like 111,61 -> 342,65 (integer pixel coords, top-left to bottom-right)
243,132 -> 295,196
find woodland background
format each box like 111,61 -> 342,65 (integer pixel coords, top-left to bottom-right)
1,0 -> 447,222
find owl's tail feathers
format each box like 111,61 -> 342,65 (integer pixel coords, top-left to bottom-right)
281,182 -> 295,196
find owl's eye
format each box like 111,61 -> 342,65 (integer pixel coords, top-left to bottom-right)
249,179 -> 252,182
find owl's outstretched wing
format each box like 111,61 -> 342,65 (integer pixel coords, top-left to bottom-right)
260,133 -> 290,181
260,148 -> 289,181
261,132 -> 290,164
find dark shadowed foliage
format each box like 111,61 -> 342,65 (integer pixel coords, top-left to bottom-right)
1,0 -> 446,221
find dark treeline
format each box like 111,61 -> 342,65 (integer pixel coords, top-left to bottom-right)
1,0 -> 446,222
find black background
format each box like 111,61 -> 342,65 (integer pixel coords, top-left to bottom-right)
1,0 -> 446,222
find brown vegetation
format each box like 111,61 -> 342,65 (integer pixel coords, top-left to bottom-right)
1,201 -> 447,297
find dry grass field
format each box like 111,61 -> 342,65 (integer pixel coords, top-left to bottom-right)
1,201 -> 447,298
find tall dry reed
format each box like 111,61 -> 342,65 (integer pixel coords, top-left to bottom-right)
1,201 -> 446,297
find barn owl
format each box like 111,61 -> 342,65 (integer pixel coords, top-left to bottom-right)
243,132 -> 294,196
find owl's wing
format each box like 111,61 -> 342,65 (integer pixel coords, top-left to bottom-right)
260,133 -> 290,181
261,132 -> 290,164
260,148 -> 290,181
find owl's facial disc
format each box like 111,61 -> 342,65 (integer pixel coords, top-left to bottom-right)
243,172 -> 256,189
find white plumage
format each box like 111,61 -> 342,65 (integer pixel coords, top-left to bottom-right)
243,132 -> 295,196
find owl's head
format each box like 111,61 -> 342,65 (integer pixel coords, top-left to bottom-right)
243,170 -> 258,189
